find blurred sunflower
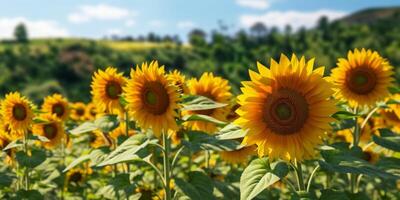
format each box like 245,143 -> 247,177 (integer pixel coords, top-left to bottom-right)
124,61 -> 180,137
220,145 -> 256,164
330,48 -> 393,107
167,69 -> 189,94
235,54 -> 337,161
89,130 -> 111,148
109,122 -> 135,140
85,102 -> 99,121
170,129 -> 185,145
336,118 -> 374,145
0,133 -> 15,165
42,94 -> 69,121
91,67 -> 126,115
183,72 -> 232,133
1,92 -> 34,136
377,94 -> 400,132
70,102 -> 86,121
362,145 -> 380,164
32,114 -> 65,149
67,168 -> 86,184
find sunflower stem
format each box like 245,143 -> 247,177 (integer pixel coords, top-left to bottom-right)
23,130 -> 30,190
124,111 -> 131,173
306,165 -> 320,192
294,160 -> 305,192
162,132 -> 172,200
61,136 -> 66,200
351,107 -> 360,193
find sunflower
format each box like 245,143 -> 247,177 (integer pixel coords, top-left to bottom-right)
109,122 -> 135,140
0,133 -> 14,165
377,94 -> 400,133
89,130 -> 111,148
124,61 -> 180,137
362,145 -> 380,164
170,129 -> 185,145
85,102 -> 99,121
1,92 -> 34,135
91,67 -> 126,115
66,168 -> 86,184
70,102 -> 86,121
220,145 -> 256,164
235,54 -> 337,161
183,72 -> 232,133
42,94 -> 69,121
330,48 -> 393,107
336,118 -> 373,145
32,114 -> 65,149
167,69 -> 189,94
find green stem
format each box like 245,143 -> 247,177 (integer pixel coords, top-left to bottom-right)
306,165 -> 320,192
162,132 -> 172,200
351,107 -> 360,193
125,111 -> 131,173
61,137 -> 66,200
294,161 -> 305,191
205,150 -> 210,170
23,131 -> 29,190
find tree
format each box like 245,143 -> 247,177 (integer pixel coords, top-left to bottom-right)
250,22 -> 268,37
14,23 -> 28,43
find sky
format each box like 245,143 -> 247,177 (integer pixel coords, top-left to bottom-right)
0,0 -> 399,40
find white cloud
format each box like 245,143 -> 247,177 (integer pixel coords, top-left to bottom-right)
0,17 -> 69,39
68,4 -> 134,24
125,19 -> 136,27
236,0 -> 270,10
240,9 -> 347,30
149,20 -> 165,28
106,28 -> 123,35
177,21 -> 195,29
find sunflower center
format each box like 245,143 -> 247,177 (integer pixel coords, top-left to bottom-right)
106,81 -> 122,99
43,123 -> 58,139
346,68 -> 377,95
69,172 -> 83,183
12,104 -> 27,121
263,88 -> 309,135
76,108 -> 85,116
142,82 -> 170,115
52,103 -> 65,117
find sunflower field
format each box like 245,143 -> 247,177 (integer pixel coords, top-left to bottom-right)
0,46 -> 399,200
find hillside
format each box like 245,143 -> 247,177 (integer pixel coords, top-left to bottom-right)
338,6 -> 400,24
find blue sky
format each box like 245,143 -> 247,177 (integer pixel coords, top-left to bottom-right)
0,0 -> 399,40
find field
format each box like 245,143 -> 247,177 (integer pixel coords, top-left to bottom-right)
0,7 -> 400,200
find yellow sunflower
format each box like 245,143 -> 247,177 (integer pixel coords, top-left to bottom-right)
220,145 -> 256,164
89,130 -> 111,148
66,168 -> 86,184
32,114 -> 65,149
124,61 -> 180,137
167,69 -> 190,94
183,72 -> 232,133
1,92 -> 34,135
330,48 -> 394,107
109,122 -> 135,140
85,102 -> 100,121
170,129 -> 185,145
378,94 -> 400,132
0,133 -> 15,165
42,94 -> 69,121
70,102 -> 87,121
235,54 -> 337,161
91,67 -> 126,115
336,118 -> 374,145
362,145 -> 380,164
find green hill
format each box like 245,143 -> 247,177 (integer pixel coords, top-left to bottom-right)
338,6 -> 400,24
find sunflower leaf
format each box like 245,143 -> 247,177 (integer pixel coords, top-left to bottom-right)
373,134 -> 400,152
182,114 -> 227,127
181,95 -> 228,111
331,111 -> 359,120
69,122 -> 97,135
240,157 -> 282,200
215,123 -> 246,140
175,171 -> 214,200
63,154 -> 91,172
184,130 -> 241,152
94,114 -> 120,133
3,139 -> 23,151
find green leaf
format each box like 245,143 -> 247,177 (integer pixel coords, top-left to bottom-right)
182,114 -> 227,127
97,134 -> 149,166
386,99 -> 400,105
388,86 -> 400,94
63,154 -> 91,172
94,115 -> 120,133
320,189 -> 350,200
215,123 -> 246,140
181,95 -> 228,111
0,172 -> 14,188
15,149 -> 46,169
14,190 -> 43,200
3,140 -> 23,151
29,135 -> 50,142
332,111 -> 358,120
89,147 -> 111,166
175,171 -> 214,200
69,122 -> 97,135
373,135 -> 400,152
184,131 -> 241,152
240,157 -> 281,200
